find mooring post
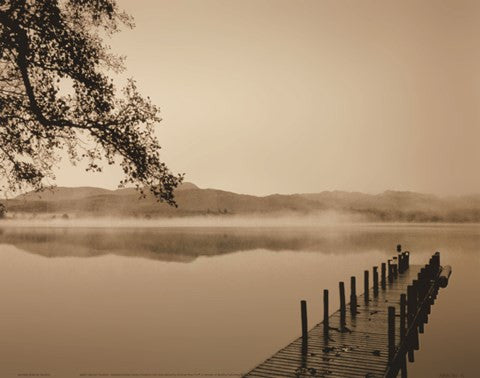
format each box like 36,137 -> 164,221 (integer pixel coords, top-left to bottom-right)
301,301 -> 308,366
401,350 -> 408,377
388,259 -> 394,283
432,252 -> 441,301
381,262 -> 386,289
428,254 -> 435,309
431,252 -> 437,276
405,251 -> 410,270
421,268 -> 429,329
407,285 -> 415,362
424,271 -> 429,319
301,339 -> 308,367
373,266 -> 379,297
388,306 -> 396,365
339,282 -> 346,330
428,258 -> 433,279
301,300 -> 308,341
418,271 -> 425,334
350,276 -> 357,316
323,289 -> 329,336
364,270 -> 369,303
412,280 -> 419,351
393,256 -> 399,279
400,293 -> 407,378
424,265 -> 431,319
400,293 -> 406,342
434,252 -> 440,275
396,243 -> 402,273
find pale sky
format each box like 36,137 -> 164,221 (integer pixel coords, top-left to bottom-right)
55,0 -> 480,196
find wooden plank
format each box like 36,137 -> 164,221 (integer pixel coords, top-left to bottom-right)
244,260 -> 443,378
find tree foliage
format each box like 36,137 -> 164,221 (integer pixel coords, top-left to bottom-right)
0,0 -> 182,204
0,202 -> 6,218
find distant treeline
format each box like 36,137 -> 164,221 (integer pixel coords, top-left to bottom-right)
350,208 -> 480,223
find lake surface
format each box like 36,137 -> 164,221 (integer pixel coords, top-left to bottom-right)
0,224 -> 478,377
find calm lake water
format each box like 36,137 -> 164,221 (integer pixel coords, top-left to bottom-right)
0,224 -> 478,377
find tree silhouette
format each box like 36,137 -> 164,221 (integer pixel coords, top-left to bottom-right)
0,0 -> 182,205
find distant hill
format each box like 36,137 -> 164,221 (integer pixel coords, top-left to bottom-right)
16,186 -> 112,201
2,183 -> 480,222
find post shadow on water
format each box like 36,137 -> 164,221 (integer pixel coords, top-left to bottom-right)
247,246 -> 453,377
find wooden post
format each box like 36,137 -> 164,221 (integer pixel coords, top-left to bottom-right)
405,251 -> 410,270
350,276 -> 357,316
396,244 -> 402,274
301,300 -> 308,341
301,301 -> 308,366
339,282 -> 346,330
364,270 -> 369,303
388,306 -> 396,365
423,267 -> 430,321
388,259 -> 393,283
401,351 -> 408,378
418,270 -> 425,333
381,263 -> 386,289
412,280 -> 419,351
427,258 -> 433,280
434,252 -> 440,275
400,294 -> 406,342
407,285 -> 415,362
323,289 -> 329,336
400,293 -> 407,378
373,266 -> 379,297
393,256 -> 397,277
301,338 -> 308,367
422,269 -> 429,323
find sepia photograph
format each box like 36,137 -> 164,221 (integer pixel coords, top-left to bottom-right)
0,0 -> 478,377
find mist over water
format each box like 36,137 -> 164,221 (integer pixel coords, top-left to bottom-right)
0,224 -> 478,377
0,211 -> 369,228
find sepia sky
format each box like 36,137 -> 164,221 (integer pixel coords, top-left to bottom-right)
55,0 -> 480,196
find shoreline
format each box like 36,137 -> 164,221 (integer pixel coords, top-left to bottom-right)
1,217 -> 479,229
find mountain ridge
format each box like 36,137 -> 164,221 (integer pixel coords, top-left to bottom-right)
3,183 -> 480,222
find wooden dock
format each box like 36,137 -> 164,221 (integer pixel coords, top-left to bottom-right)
245,248 -> 451,378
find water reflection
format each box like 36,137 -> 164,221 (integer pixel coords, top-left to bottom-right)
0,225 -> 478,377
0,225 -> 478,262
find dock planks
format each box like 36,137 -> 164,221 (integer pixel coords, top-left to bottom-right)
245,264 -> 430,377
